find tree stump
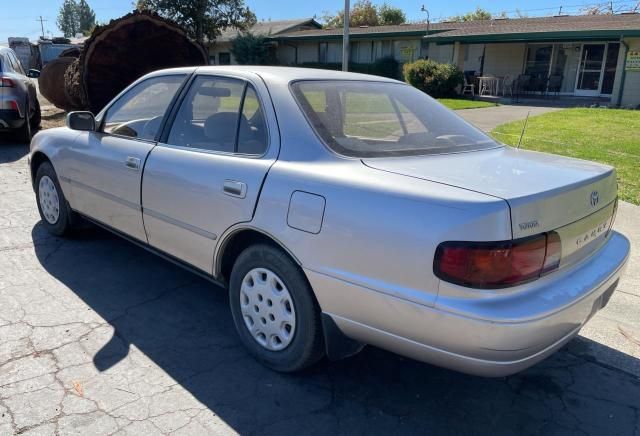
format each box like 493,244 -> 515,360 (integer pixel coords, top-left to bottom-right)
41,10 -> 208,113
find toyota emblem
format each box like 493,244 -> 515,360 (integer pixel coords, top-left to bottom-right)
590,191 -> 599,207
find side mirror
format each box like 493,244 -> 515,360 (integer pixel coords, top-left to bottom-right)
67,111 -> 96,131
27,69 -> 40,78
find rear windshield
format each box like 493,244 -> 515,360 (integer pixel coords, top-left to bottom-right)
291,80 -> 501,158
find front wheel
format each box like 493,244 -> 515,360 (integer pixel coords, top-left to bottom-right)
35,162 -> 76,236
229,244 -> 325,372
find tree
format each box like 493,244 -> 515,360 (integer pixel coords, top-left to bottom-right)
448,6 -> 493,22
230,32 -> 276,65
323,0 -> 406,28
136,0 -> 257,43
57,0 -> 96,37
77,0 -> 96,35
578,1 -> 639,14
378,3 -> 406,25
57,0 -> 80,38
350,0 -> 379,26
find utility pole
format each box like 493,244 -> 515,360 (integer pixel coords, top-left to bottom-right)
421,5 -> 430,37
342,0 -> 350,71
37,16 -> 47,39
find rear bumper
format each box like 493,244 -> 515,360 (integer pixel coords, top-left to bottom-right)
0,109 -> 25,130
308,231 -> 630,377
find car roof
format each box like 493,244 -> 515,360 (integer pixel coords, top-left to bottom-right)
145,65 -> 404,86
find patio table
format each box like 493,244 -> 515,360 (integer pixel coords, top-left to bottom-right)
478,76 -> 503,96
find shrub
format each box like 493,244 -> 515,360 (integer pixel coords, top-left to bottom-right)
230,32 -> 277,65
370,56 -> 399,79
402,59 -> 464,97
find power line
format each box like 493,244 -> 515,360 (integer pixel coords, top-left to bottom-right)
438,0 -> 639,19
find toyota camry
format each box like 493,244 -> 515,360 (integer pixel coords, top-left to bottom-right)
29,66 -> 630,376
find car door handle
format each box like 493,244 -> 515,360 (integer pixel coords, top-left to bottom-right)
223,180 -> 247,198
125,156 -> 140,170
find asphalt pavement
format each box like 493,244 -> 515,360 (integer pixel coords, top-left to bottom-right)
0,130 -> 638,435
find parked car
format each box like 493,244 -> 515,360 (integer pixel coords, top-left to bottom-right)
28,66 -> 629,376
0,46 -> 40,142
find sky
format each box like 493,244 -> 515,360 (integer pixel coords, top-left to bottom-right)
0,0 -> 636,43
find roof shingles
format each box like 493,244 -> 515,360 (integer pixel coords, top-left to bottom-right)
272,14 -> 640,41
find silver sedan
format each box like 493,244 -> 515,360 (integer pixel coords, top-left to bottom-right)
29,66 -> 630,376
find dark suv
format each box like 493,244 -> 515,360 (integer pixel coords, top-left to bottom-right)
0,47 -> 41,142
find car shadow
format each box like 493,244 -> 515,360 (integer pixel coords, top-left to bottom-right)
0,137 -> 29,163
31,222 -> 640,435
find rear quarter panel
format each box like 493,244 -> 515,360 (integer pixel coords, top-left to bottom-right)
242,159 -> 512,309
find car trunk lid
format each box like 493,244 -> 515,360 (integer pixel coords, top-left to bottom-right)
362,147 -> 617,254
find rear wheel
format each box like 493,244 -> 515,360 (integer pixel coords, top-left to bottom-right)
16,101 -> 32,143
31,99 -> 41,130
35,162 -> 76,236
229,244 -> 325,372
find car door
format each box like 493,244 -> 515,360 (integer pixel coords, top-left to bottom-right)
64,74 -> 187,242
141,73 -> 278,273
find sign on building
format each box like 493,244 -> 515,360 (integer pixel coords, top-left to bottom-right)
626,50 -> 640,71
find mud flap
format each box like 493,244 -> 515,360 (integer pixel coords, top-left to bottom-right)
321,313 -> 365,361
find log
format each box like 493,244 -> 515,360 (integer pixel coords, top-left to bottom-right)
66,10 -> 208,113
38,57 -> 77,110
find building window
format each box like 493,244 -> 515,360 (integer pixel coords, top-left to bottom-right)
208,55 -> 216,65
319,42 -> 328,64
524,44 -> 553,79
601,43 -> 620,95
382,40 -> 392,57
219,52 -> 231,65
349,42 -> 359,63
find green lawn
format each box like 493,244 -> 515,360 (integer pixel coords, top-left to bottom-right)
438,99 -> 499,110
491,108 -> 640,205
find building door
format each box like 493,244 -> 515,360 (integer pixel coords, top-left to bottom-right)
575,43 -> 607,96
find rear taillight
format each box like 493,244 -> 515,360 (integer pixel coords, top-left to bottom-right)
0,77 -> 15,87
434,232 -> 562,289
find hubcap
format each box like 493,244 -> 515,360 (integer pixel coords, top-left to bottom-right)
240,268 -> 296,351
38,176 -> 60,225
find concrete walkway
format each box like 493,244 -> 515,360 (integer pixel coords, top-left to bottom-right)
457,104 -> 562,132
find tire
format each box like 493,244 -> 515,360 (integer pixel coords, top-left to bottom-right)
229,244 -> 325,372
31,99 -> 41,130
16,101 -> 32,143
35,162 -> 76,236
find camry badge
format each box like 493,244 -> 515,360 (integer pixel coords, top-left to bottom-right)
590,191 -> 599,207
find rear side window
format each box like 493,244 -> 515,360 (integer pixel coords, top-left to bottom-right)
102,75 -> 185,140
167,76 -> 268,155
291,80 -> 499,157
6,52 -> 23,75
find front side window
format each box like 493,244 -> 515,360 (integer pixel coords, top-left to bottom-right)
167,76 -> 268,155
291,80 -> 500,158
102,75 -> 185,140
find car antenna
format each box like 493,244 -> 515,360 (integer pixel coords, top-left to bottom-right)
517,111 -> 530,149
